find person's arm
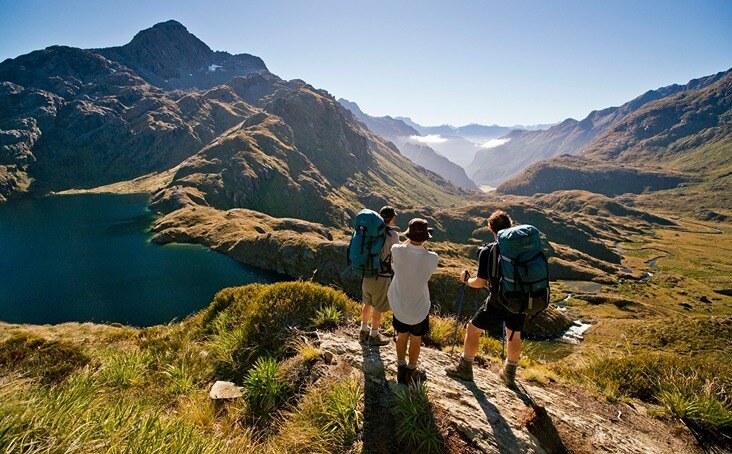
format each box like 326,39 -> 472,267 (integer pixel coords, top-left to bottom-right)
460,243 -> 492,288
460,270 -> 487,288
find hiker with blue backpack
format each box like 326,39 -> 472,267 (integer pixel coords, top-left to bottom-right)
446,210 -> 550,388
350,206 -> 400,346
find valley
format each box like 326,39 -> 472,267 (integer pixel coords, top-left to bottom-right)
0,17 -> 730,453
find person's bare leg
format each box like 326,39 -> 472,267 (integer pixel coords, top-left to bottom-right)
463,322 -> 483,358
370,310 -> 382,330
361,304 -> 371,325
396,332 -> 410,362
407,335 -> 422,365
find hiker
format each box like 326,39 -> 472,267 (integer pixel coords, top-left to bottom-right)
359,206 -> 400,346
388,218 -> 439,385
446,210 -> 527,388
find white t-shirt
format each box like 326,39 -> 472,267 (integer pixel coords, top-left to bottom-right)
387,242 -> 439,325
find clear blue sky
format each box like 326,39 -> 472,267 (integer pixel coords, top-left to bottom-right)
1,0 -> 730,126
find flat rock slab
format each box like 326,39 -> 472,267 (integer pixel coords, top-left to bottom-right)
209,380 -> 244,399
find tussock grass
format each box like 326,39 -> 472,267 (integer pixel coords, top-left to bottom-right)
311,304 -> 344,329
98,349 -> 151,390
425,314 -> 465,349
289,338 -> 322,361
562,353 -> 732,433
522,364 -> 559,386
0,334 -> 90,384
392,382 -> 444,454
272,378 -> 362,453
0,371 -> 229,453
242,356 -> 290,420
0,282 -> 364,453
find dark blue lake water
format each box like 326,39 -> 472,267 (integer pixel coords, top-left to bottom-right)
0,193 -> 279,326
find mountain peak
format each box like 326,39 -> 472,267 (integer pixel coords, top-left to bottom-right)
151,19 -> 188,32
96,21 -> 266,89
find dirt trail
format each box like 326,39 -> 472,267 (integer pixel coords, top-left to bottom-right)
321,330 -> 699,453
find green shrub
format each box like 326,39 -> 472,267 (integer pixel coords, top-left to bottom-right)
392,382 -> 444,454
0,334 -> 89,384
206,282 -> 357,380
242,357 -> 290,419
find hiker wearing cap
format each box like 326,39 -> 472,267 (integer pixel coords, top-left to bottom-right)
388,218 -> 439,385
359,206 -> 400,346
446,210 -> 523,388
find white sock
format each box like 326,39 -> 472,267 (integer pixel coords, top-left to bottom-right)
361,323 -> 369,332
462,354 -> 474,363
407,363 -> 417,369
397,360 -> 407,367
506,359 -> 518,366
370,328 -> 379,337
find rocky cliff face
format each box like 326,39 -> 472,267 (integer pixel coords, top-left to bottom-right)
468,70 -> 729,187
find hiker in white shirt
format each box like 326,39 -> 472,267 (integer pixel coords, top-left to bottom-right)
388,218 -> 439,385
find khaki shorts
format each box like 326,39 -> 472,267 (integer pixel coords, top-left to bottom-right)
362,275 -> 391,313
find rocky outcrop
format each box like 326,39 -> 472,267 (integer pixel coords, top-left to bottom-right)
321,330 -> 699,453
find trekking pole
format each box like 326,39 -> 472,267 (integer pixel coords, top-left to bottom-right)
501,321 -> 506,360
450,276 -> 468,357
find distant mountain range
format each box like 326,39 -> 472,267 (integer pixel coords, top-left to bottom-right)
497,68 -> 731,209
337,98 -> 479,190
470,70 -> 730,187
395,117 -> 555,141
0,20 -> 466,221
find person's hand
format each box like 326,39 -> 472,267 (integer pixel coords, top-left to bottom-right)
460,269 -> 470,283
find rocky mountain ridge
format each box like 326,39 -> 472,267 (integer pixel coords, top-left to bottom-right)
0,20 -> 466,212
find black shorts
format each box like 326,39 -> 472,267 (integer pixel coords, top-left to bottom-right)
470,299 -> 526,333
392,315 -> 429,337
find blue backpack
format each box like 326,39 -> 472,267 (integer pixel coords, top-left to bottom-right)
489,224 -> 550,317
347,209 -> 387,277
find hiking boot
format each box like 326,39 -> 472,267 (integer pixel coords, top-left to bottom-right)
358,330 -> 369,343
367,333 -> 390,346
407,367 -> 427,385
397,365 -> 410,385
445,357 -> 474,381
500,363 -> 518,389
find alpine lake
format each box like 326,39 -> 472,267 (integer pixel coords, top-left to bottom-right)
0,193 -> 280,327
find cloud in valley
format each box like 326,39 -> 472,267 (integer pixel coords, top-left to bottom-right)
409,134 -> 448,144
480,138 -> 511,148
